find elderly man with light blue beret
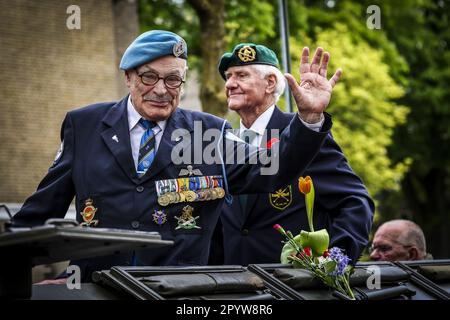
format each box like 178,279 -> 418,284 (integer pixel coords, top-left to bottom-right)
13,30 -> 340,282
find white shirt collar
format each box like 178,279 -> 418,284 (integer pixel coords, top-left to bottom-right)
127,95 -> 167,132
239,105 -> 275,137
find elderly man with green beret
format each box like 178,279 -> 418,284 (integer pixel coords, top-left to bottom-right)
210,43 -> 374,265
13,31 -> 339,282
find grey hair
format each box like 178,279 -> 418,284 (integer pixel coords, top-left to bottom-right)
388,219 -> 427,257
181,62 -> 188,96
249,64 -> 286,102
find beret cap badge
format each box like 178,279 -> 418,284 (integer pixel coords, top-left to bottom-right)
237,45 -> 256,62
218,42 -> 279,80
173,39 -> 187,57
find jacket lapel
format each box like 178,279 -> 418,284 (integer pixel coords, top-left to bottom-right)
244,106 -> 293,217
101,96 -> 140,184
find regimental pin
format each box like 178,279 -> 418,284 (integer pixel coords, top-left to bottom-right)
112,135 -> 119,143
152,209 -> 167,226
178,165 -> 203,177
173,39 -> 187,57
269,185 -> 293,210
80,198 -> 98,227
174,205 -> 200,230
237,45 -> 256,62
53,140 -> 64,164
175,136 -> 182,142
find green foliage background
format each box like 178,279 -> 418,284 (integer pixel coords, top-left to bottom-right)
139,0 -> 450,257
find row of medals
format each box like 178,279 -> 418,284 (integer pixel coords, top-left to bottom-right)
157,187 -> 226,207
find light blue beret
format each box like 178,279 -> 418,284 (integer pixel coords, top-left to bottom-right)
119,30 -> 187,70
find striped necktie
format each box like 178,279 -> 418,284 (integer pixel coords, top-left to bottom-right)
241,129 -> 258,146
137,119 -> 157,177
238,129 -> 258,211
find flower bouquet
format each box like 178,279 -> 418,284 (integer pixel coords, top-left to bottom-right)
274,176 -> 355,300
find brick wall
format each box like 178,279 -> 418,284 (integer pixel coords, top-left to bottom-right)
0,0 -> 138,203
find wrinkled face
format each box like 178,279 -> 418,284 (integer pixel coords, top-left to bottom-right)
370,225 -> 412,261
224,66 -> 272,112
126,56 -> 186,121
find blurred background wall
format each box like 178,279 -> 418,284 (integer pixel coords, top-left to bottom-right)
0,0 -> 200,206
0,0 -> 202,283
0,0 -> 127,202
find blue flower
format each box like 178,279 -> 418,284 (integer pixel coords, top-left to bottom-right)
329,247 -> 344,260
329,247 -> 351,276
336,255 -> 350,275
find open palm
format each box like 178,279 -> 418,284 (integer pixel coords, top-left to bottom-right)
285,47 -> 342,119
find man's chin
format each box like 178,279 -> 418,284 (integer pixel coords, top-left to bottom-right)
227,102 -> 242,111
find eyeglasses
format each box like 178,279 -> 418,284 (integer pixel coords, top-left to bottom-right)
135,69 -> 185,89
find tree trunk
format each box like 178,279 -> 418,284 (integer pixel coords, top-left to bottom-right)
425,168 -> 450,258
186,0 -> 227,116
402,168 -> 450,258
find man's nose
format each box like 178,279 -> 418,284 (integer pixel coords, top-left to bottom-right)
225,76 -> 237,89
370,249 -> 380,261
152,78 -> 168,94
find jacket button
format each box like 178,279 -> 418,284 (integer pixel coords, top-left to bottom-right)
131,221 -> 140,229
241,229 -> 249,236
136,186 -> 144,193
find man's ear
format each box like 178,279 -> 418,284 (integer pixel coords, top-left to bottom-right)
125,70 -> 131,88
407,247 -> 420,260
266,74 -> 277,94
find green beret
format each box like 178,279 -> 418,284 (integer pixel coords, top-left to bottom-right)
218,43 -> 279,80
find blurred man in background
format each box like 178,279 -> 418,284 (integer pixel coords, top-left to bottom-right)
370,219 -> 431,261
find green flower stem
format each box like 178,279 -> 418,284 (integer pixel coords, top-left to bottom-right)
286,233 -> 301,252
305,180 -> 316,232
289,256 -> 355,300
335,277 -> 346,295
342,275 -> 356,300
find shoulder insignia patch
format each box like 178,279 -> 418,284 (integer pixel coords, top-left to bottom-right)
53,140 -> 64,164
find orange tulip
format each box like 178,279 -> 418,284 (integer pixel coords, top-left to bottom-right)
298,176 -> 312,194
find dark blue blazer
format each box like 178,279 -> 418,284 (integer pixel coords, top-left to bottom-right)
210,107 -> 374,265
13,96 -> 332,281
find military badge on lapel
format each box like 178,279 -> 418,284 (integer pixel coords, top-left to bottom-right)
178,165 -> 202,177
52,140 -> 64,166
269,185 -> 293,210
174,205 -> 200,230
80,198 -> 99,227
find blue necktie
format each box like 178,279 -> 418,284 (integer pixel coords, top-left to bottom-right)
137,119 -> 157,177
